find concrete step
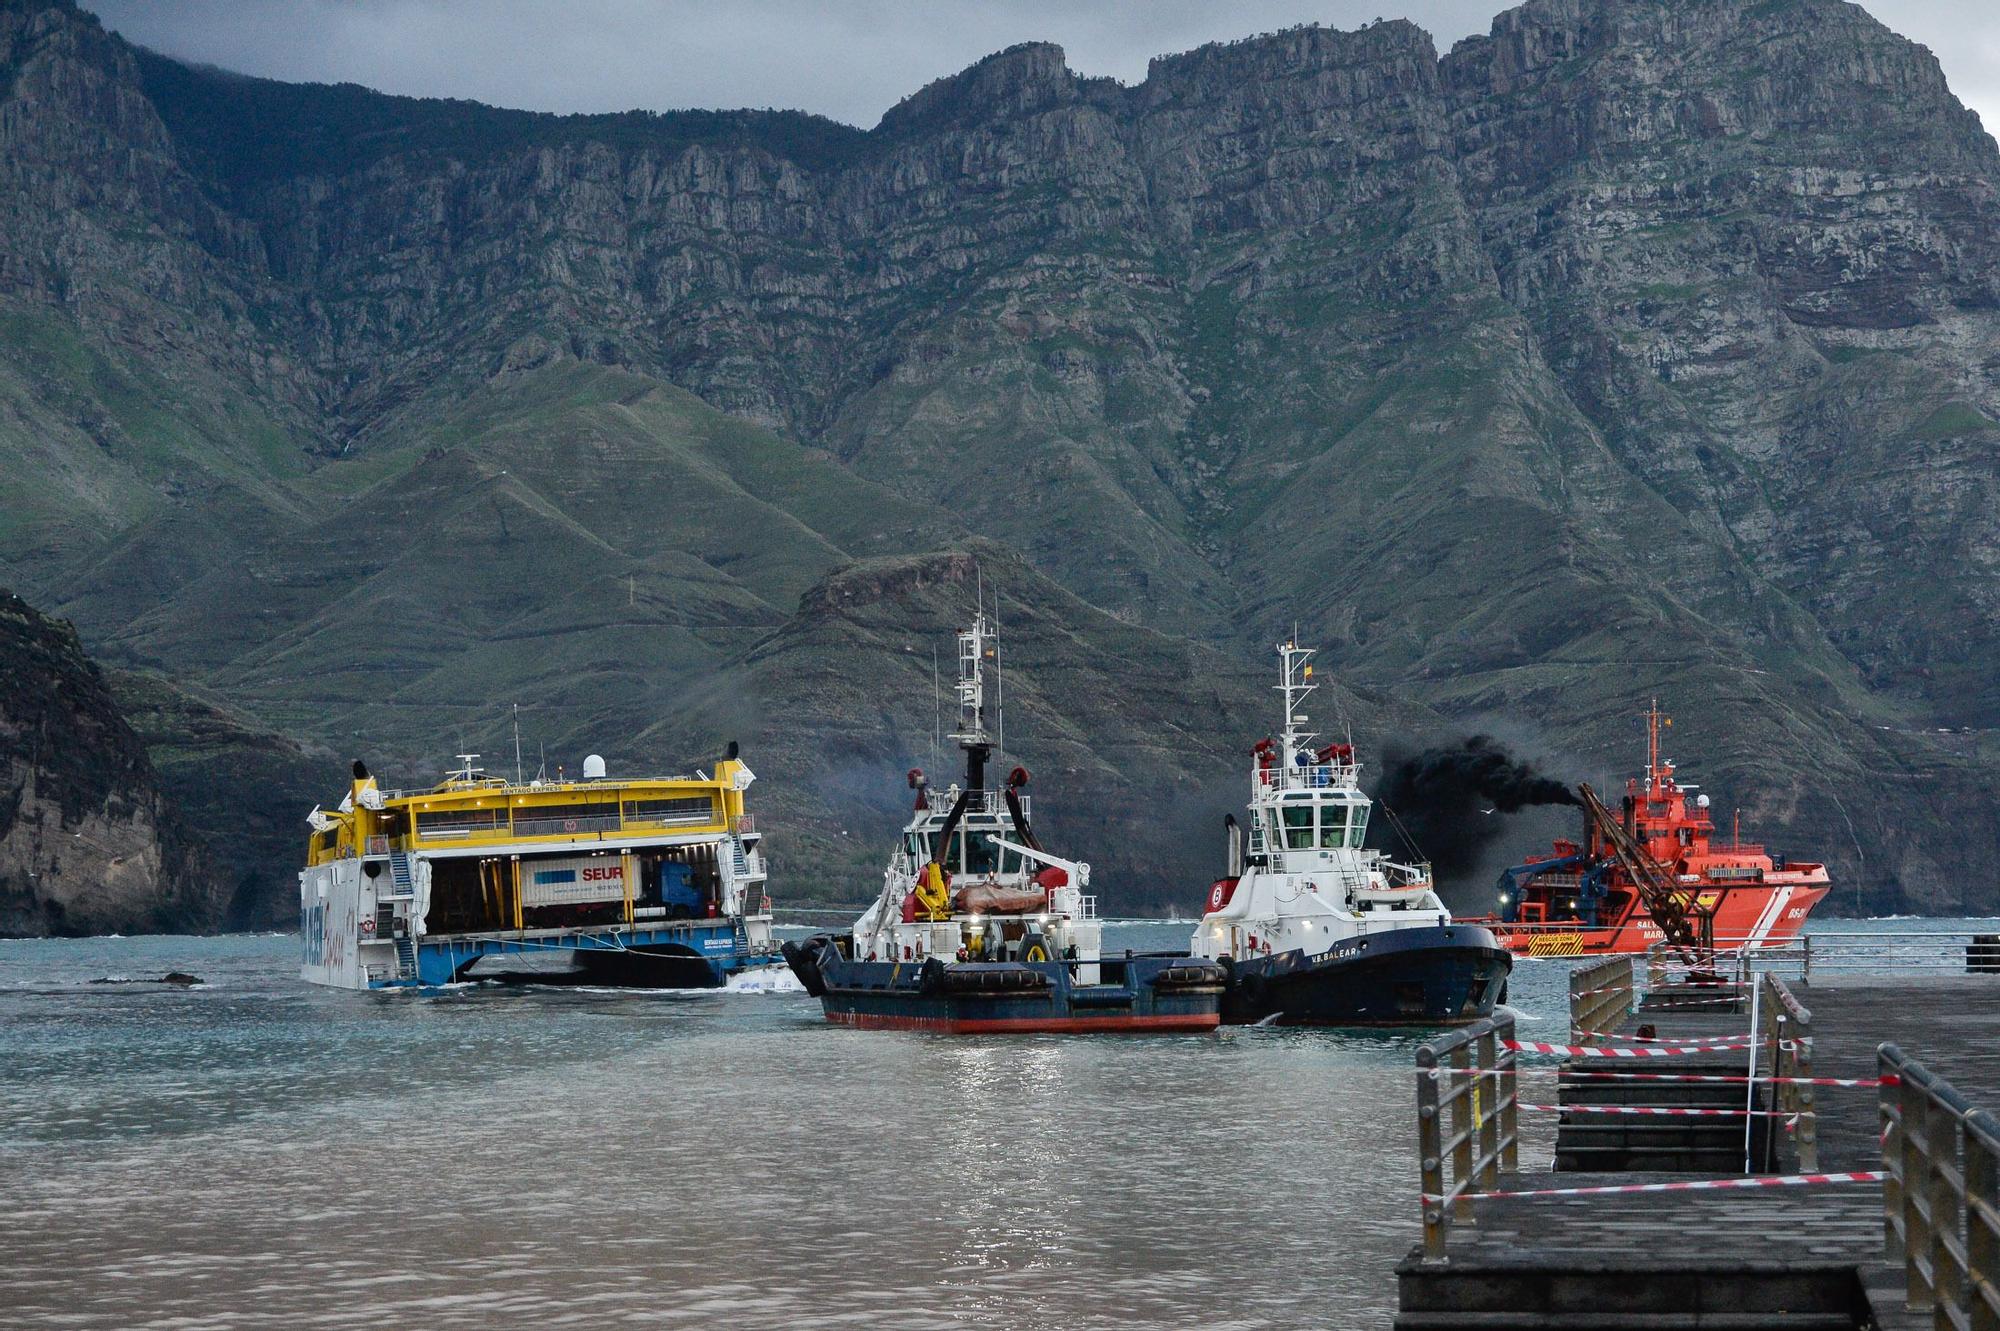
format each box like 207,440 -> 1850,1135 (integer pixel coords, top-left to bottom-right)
1395,1313 -> 1859,1329
1556,1072 -> 1750,1104
1397,1260 -> 1868,1329
1552,1068 -> 1772,1172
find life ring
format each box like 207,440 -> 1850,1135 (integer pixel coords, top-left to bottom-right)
360,918 -> 377,936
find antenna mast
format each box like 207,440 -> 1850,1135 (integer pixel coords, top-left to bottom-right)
511,705 -> 524,785
1277,640 -> 1318,768
993,585 -> 1004,753
951,612 -> 994,791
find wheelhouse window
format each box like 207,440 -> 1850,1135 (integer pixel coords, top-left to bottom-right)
1319,803 -> 1350,849
1282,803 -> 1315,849
965,830 -> 1000,875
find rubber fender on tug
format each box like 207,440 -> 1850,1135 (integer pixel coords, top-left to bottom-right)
781,937 -> 830,998
934,962 -> 1050,993
1235,968 -> 1268,1005
1151,960 -> 1229,990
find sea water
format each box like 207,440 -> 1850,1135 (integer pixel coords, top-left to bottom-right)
0,920 -> 1966,1329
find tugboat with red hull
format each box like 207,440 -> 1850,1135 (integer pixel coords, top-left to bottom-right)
783,612 -> 1225,1034
1190,642 -> 1511,1026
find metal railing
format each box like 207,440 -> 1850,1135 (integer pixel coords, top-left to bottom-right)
1570,955 -> 1637,1044
1758,974 -> 1817,1172
1646,930 -> 2000,987
1879,1043 -> 2000,1326
511,812 -> 624,838
919,790 -> 1031,820
1415,1014 -> 1520,1263
1254,761 -> 1359,792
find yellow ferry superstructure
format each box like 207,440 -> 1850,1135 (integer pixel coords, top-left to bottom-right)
300,752 -> 772,989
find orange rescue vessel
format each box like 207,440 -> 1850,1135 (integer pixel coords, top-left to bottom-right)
1468,703 -> 1831,957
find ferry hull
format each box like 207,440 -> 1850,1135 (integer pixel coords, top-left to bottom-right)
1485,882 -> 1832,958
786,940 -> 1224,1035
1220,924 -> 1512,1027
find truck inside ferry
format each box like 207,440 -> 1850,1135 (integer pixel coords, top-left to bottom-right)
422,844 -> 727,933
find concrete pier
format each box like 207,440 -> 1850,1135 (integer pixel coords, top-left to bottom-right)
1396,976 -> 2000,1329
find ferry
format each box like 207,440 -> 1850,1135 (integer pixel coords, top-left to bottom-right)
299,749 -> 776,988
782,614 -> 1226,1033
1469,703 -> 1832,957
1190,643 -> 1512,1026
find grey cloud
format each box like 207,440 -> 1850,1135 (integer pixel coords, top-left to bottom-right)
79,0 -> 2000,140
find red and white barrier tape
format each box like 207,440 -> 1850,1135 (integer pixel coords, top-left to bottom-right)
1518,1102 -> 1802,1118
1505,1039 -> 1747,1058
1424,1171 -> 1885,1203
1639,999 -> 1753,1011
1567,1070 -> 1893,1089
1430,1068 -> 1889,1089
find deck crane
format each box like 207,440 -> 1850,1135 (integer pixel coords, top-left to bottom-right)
1576,782 -> 1716,963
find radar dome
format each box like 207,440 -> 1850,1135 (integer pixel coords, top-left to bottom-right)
1696,793 -> 1710,809
583,754 -> 607,780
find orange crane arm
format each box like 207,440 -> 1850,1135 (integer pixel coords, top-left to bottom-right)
1577,783 -> 1711,963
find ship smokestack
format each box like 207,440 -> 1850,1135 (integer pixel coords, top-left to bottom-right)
1225,814 -> 1245,878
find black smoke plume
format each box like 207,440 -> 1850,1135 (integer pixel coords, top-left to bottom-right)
1364,736 -> 1580,886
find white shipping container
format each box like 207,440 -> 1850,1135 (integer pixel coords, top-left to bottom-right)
521,855 -> 628,907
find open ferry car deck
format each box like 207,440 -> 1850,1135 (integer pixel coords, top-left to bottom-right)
300,755 -> 775,988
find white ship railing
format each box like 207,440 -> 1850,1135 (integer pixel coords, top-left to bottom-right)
1380,860 -> 1433,891
919,789 -> 1031,820
1254,762 -> 1358,793
380,805 -> 732,845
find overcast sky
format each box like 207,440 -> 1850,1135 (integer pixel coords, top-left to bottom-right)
82,0 -> 2000,142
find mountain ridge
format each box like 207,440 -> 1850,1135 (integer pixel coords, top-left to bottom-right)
2,0 -> 1996,920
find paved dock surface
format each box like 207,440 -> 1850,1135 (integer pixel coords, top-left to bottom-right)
1396,975 -> 2000,1329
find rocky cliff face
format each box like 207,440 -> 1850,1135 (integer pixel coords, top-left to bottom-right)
0,590 -> 219,935
1,0 -> 1996,916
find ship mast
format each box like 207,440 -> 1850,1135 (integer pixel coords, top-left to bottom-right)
951,613 -> 995,793
1277,641 -> 1318,769
1645,698 -> 1668,792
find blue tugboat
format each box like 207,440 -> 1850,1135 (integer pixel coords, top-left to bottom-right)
1189,643 -> 1511,1025
783,613 -> 1225,1033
